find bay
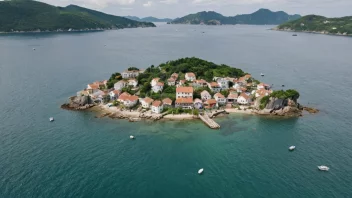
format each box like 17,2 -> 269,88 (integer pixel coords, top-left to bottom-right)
0,24 -> 352,198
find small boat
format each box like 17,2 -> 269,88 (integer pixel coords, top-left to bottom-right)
282,85 -> 285,87
289,146 -> 295,151
33,48 -> 36,50
292,34 -> 298,36
198,168 -> 204,174
130,135 -> 135,139
49,117 -> 54,122
260,73 -> 265,77
318,165 -> 329,171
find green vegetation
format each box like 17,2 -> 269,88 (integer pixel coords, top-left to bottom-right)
171,9 -> 300,25
270,89 -> 300,101
277,15 -> 352,35
160,57 -> 245,82
167,108 -> 199,115
260,96 -> 270,110
106,72 -> 122,89
128,67 -> 140,71
0,0 -> 155,32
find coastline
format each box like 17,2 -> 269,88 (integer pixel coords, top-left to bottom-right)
272,28 -> 352,37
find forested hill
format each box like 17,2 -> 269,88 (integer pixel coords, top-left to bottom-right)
170,9 -> 300,25
124,16 -> 173,23
276,15 -> 352,36
0,0 -> 155,33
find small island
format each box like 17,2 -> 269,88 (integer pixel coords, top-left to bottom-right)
63,57 -> 313,129
274,15 -> 352,36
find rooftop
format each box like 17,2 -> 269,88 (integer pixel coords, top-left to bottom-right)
176,86 -> 193,93
176,98 -> 193,104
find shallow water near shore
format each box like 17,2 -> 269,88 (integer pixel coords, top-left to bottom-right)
1,24 -> 352,197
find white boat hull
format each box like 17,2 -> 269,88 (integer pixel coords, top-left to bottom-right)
198,168 -> 204,174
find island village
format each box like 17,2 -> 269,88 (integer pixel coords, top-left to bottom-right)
64,58 -> 302,129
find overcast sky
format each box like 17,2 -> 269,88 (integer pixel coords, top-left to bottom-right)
40,0 -> 352,18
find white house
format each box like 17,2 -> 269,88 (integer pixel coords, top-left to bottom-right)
185,72 -> 196,81
128,79 -> 138,87
124,95 -> 139,108
216,78 -> 229,89
167,78 -> 176,86
214,93 -> 226,105
151,78 -> 160,87
114,80 -> 127,91
122,70 -> 139,79
87,83 -> 100,94
255,89 -> 272,98
207,82 -> 221,93
109,90 -> 121,100
175,98 -> 193,109
227,93 -> 238,103
193,79 -> 207,88
117,92 -> 131,103
151,100 -> 163,114
140,97 -> 154,109
201,90 -> 211,101
237,93 -> 250,105
257,83 -> 270,90
152,82 -> 164,93
171,73 -> 179,80
176,87 -> 193,99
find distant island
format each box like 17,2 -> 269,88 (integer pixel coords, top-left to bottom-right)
62,58 -> 317,128
274,15 -> 352,36
169,9 -> 301,25
124,16 -> 173,23
0,0 -> 155,33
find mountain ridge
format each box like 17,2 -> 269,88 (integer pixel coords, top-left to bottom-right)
0,0 -> 155,33
170,9 -> 301,25
124,16 -> 173,23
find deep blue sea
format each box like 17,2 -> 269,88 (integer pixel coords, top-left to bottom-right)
1,23 -> 352,198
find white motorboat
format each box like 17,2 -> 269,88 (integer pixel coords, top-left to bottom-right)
318,166 -> 329,171
198,168 -> 204,174
130,135 -> 135,139
49,117 -> 54,122
261,73 -> 265,76
289,146 -> 296,151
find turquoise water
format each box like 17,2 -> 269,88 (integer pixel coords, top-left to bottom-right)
0,24 -> 352,197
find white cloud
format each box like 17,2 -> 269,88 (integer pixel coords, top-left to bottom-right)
160,0 -> 178,4
143,1 -> 153,7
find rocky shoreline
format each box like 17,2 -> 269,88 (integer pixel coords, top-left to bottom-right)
272,27 -> 352,37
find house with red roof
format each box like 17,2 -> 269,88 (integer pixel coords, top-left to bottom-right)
162,98 -> 173,108
214,93 -> 226,105
175,98 -> 193,109
185,72 -> 196,81
237,93 -> 250,105
152,82 -> 164,93
176,87 -> 193,99
140,97 -> 154,109
152,100 -> 163,114
204,99 -> 217,109
207,82 -> 221,93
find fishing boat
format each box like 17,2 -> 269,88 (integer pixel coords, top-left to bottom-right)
130,135 -> 135,139
49,117 -> 54,122
289,146 -> 295,151
318,166 -> 329,171
198,168 -> 204,174
261,73 -> 265,77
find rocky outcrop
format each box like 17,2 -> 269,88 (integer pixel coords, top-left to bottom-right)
256,97 -> 303,117
61,96 -> 94,111
303,107 -> 319,114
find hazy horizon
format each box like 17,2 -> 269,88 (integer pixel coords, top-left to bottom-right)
35,0 -> 351,19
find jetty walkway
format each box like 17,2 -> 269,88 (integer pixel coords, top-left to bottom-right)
199,113 -> 220,129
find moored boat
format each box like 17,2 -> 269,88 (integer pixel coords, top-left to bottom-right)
198,168 -> 204,174
318,165 -> 329,171
49,117 -> 54,122
289,146 -> 295,151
